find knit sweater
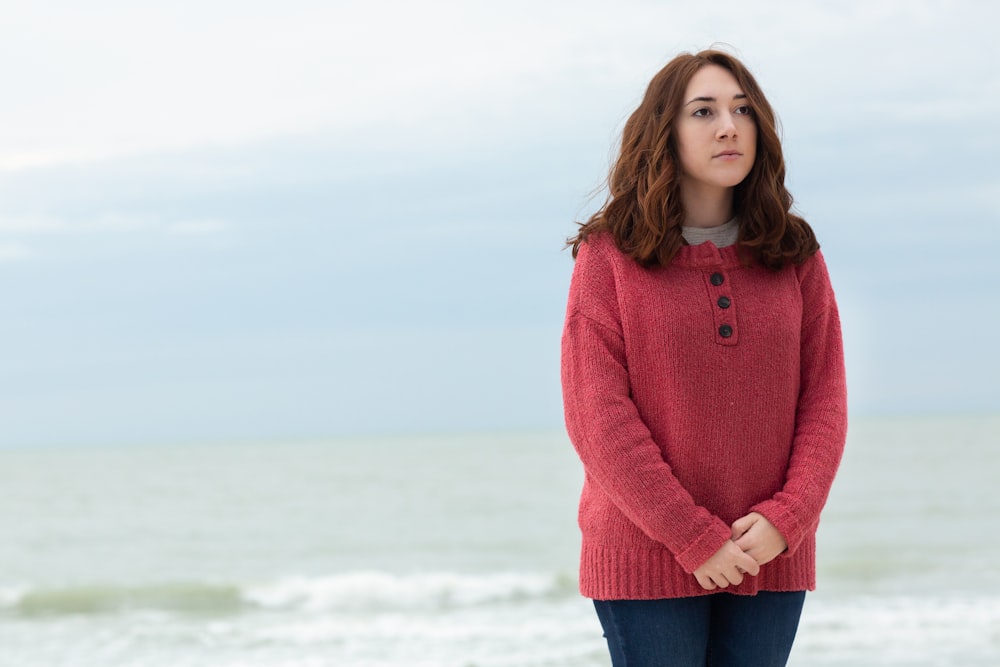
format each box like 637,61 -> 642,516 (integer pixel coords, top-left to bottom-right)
561,233 -> 847,600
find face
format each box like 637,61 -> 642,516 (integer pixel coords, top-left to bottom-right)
674,64 -> 757,195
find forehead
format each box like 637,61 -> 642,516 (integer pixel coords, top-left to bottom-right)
684,64 -> 744,99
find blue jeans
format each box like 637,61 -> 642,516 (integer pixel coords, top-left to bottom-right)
593,591 -> 806,666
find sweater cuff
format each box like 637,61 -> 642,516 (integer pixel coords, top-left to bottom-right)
751,499 -> 807,557
673,520 -> 732,573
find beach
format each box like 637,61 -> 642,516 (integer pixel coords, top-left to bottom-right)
0,414 -> 997,665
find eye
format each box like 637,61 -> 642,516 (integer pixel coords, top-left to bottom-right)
692,107 -> 712,118
734,105 -> 753,116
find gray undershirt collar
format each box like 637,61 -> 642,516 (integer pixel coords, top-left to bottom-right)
681,218 -> 739,248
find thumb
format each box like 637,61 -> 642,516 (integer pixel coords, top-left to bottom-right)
731,514 -> 756,540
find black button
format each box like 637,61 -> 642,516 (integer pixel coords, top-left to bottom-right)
717,296 -> 731,309
710,273 -> 724,286
719,324 -> 733,338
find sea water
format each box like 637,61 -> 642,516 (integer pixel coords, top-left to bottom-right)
0,415 -> 997,666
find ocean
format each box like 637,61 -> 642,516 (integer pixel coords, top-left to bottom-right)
0,415 -> 997,666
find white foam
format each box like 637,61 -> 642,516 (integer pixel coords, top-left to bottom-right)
241,594 -> 603,666
0,585 -> 28,608
242,570 -> 571,613
4,575 -> 998,666
795,594 -> 1000,665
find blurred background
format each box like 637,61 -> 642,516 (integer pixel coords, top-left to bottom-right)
3,0 -> 997,447
0,1 -> 997,666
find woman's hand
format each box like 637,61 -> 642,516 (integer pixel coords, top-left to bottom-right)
693,540 -> 760,590
732,512 -> 787,566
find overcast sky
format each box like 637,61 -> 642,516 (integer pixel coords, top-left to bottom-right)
2,0 -> 997,446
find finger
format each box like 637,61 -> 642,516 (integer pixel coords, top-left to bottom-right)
739,545 -> 762,564
711,573 -> 730,589
733,512 -> 761,537
737,552 -> 760,576
734,532 -> 757,553
731,514 -> 758,540
695,573 -> 716,591
734,521 -> 763,549
725,569 -> 744,586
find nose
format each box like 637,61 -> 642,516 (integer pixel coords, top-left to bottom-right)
717,112 -> 737,140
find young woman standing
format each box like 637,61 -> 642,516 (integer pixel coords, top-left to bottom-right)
561,49 -> 847,666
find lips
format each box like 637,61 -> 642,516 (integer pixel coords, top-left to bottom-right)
714,150 -> 742,158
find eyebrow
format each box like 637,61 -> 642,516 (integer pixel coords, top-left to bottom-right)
685,93 -> 747,106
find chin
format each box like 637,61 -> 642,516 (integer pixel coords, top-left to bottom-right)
721,170 -> 753,188
713,176 -> 749,189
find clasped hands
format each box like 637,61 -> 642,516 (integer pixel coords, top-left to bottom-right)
693,512 -> 787,591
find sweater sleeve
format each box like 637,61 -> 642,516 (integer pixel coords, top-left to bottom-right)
751,250 -> 848,555
561,240 -> 732,573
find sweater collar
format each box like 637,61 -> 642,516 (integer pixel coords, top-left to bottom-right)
670,241 -> 742,269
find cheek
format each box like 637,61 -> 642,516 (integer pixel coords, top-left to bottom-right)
744,125 -> 758,162
675,131 -> 702,171
672,139 -> 691,172
674,124 -> 700,153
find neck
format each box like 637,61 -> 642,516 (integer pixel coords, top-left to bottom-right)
680,179 -> 734,228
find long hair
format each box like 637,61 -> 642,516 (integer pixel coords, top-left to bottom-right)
568,49 -> 818,270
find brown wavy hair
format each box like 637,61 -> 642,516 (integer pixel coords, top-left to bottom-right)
568,49 -> 818,270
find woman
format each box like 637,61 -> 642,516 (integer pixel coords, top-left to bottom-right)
561,49 -> 847,666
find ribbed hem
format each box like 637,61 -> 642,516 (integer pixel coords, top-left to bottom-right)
580,537 -> 817,600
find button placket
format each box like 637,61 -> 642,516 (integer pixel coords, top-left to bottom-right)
704,270 -> 738,345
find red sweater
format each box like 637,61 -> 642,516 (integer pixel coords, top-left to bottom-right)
561,233 -> 847,599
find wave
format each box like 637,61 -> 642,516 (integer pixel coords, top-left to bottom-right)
244,570 -> 577,613
1,581 -> 246,617
0,570 -> 577,618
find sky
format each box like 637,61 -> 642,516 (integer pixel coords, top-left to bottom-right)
1,0 -> 998,447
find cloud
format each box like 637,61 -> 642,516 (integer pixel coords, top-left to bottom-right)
0,0 -> 995,171
0,0 -> 997,446
165,219 -> 230,236
0,214 -> 229,237
0,243 -> 32,262
0,216 -> 68,234
0,214 -> 152,235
